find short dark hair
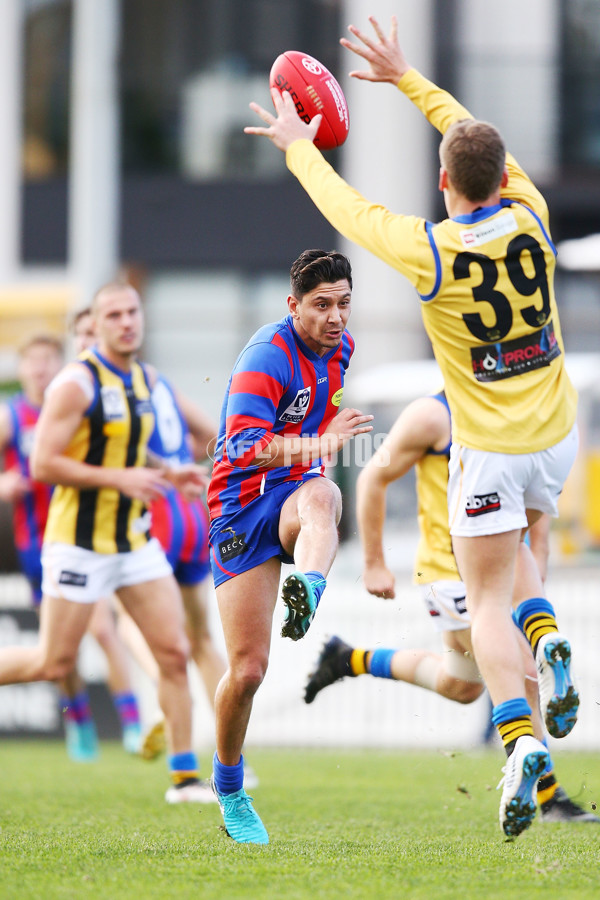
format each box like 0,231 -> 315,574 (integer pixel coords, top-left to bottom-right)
439,119 -> 506,202
71,306 -> 92,330
290,249 -> 352,299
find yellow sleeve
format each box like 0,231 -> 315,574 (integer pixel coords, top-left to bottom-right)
399,69 -> 549,223
285,140 -> 434,293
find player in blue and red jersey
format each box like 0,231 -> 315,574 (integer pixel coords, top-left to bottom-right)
207,249 -> 373,844
0,336 -> 63,601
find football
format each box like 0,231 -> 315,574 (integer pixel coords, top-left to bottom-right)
269,51 -> 349,150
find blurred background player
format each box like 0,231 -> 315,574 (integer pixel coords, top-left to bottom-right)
305,391 -> 598,824
0,335 -> 105,761
0,282 -> 211,803
72,307 -> 255,783
69,307 -> 146,755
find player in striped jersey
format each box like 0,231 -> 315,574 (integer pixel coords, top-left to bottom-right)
0,283 -> 211,803
207,249 -> 373,843
246,16 -> 579,837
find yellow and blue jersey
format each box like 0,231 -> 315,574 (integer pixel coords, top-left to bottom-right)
286,69 -> 577,454
44,348 -> 155,554
413,393 -> 459,585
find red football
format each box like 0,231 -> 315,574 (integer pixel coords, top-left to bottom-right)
269,51 -> 349,150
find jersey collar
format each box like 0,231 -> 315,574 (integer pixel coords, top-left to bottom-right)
451,203 -> 503,225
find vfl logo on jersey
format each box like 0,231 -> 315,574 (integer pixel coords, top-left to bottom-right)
280,387 -> 311,423
100,386 -> 127,421
465,493 -> 501,517
58,570 -> 88,587
218,529 -> 248,563
331,388 -> 343,407
471,322 -> 560,383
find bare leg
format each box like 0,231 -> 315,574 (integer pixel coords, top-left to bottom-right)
384,629 -> 483,704
87,595 -> 133,694
117,575 -> 191,754
452,530 -> 524,705
116,604 -> 160,682
214,558 -> 280,765
0,595 -> 93,684
180,580 -> 225,708
279,477 -> 342,573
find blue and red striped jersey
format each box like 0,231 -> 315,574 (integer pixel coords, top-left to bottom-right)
207,314 -> 355,519
147,373 -> 209,563
4,395 -> 52,552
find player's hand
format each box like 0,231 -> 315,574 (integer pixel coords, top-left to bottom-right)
167,463 -> 209,501
117,467 -> 171,504
364,563 -> 396,599
244,89 -> 322,152
341,15 -> 411,85
0,469 -> 31,503
322,407 -> 374,455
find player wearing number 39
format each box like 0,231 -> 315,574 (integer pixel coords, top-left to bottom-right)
246,17 -> 579,838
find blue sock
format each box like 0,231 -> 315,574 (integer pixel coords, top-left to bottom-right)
491,697 -> 532,727
304,570 -> 327,607
213,751 -> 244,795
513,597 -> 555,633
369,649 -> 396,679
168,751 -> 199,784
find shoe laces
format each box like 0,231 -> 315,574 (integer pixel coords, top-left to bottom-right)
222,790 -> 255,818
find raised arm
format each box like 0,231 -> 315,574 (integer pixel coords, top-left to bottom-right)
357,397 -> 450,599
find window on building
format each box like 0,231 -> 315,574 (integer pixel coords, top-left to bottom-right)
120,0 -> 342,180
561,0 -> 600,170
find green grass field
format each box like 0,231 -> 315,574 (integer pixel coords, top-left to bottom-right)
1,742 -> 598,899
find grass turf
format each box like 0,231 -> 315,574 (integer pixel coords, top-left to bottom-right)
0,742 -> 598,899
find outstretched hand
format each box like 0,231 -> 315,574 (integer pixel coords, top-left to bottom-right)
340,15 -> 411,85
244,88 -> 322,152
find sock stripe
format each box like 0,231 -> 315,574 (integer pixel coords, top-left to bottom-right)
496,715 -> 534,748
350,649 -> 368,676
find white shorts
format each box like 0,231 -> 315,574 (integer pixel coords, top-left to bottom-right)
419,580 -> 471,633
41,537 -> 173,604
448,424 -> 578,537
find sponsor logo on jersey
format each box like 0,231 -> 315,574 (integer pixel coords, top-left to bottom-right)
58,570 -> 88,587
135,398 -> 154,417
465,492 -> 501,517
132,511 -> 152,534
100,386 -> 127,421
471,321 -> 560,383
459,211 -> 518,248
280,387 -> 311,423
18,426 -> 35,459
218,529 -> 248,562
331,388 -> 344,407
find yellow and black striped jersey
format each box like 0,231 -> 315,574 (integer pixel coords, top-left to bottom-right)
44,348 -> 155,553
286,69 -> 577,454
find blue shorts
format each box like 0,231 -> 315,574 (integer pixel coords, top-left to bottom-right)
169,557 -> 210,586
209,476 -> 321,588
17,546 -> 43,605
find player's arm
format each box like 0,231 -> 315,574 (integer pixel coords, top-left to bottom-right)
30,366 -> 170,504
0,404 -> 29,502
173,389 -> 217,461
357,397 -> 450,599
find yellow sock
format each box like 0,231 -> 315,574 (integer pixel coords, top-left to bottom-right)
497,715 -> 534,752
350,649 -> 369,676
